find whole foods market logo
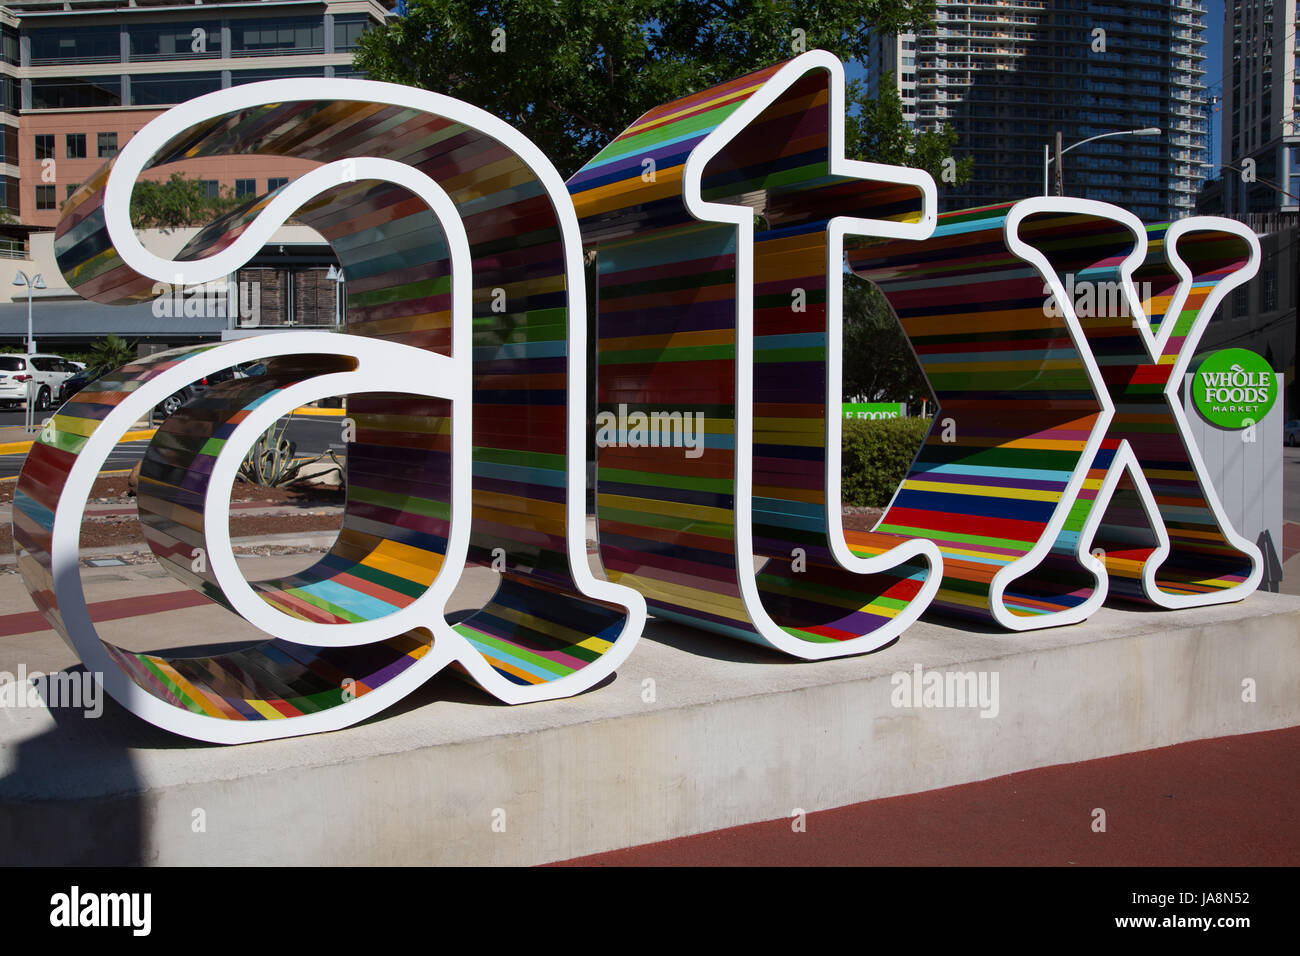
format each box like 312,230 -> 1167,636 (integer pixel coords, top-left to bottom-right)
1193,348 -> 1277,429
843,402 -> 904,420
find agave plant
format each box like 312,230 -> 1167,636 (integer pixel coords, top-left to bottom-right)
238,420 -> 299,487
237,418 -> 345,489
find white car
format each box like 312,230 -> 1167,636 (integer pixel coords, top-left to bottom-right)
0,353 -> 81,411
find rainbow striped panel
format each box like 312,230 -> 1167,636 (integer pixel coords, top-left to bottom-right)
849,204 -> 1260,624
570,59 -> 934,651
849,204 -> 1108,621
1032,217 -> 1257,602
24,90 -> 635,729
14,348 -> 433,721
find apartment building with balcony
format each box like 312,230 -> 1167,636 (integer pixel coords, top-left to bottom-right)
1219,0 -> 1298,215
868,0 -> 1211,222
3,0 -> 388,228
0,0 -> 390,342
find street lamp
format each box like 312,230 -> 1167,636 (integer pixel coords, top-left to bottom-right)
326,265 -> 345,327
12,269 -> 46,354
1043,127 -> 1162,196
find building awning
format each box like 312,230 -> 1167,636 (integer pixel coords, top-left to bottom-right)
0,300 -> 227,341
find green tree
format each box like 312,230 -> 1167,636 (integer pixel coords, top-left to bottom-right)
356,0 -> 939,178
130,173 -> 242,231
357,2 -> 962,416
842,278 -> 930,407
87,334 -> 138,374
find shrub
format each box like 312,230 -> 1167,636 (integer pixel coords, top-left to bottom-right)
841,417 -> 932,507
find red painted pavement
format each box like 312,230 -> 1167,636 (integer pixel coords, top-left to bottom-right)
552,726 -> 1300,866
0,589 -> 210,637
1284,521 -> 1299,562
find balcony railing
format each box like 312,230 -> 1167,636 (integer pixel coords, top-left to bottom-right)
0,238 -> 27,260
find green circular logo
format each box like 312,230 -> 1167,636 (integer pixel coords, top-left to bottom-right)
1192,348 -> 1276,428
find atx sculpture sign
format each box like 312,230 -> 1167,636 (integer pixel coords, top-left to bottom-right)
18,51 -> 1262,743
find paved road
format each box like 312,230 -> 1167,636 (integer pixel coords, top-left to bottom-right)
1285,445 -> 1300,524
0,409 -> 345,478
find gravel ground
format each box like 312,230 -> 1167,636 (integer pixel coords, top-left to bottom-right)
0,474 -> 344,557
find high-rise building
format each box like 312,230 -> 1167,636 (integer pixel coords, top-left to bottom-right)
0,1 -> 390,342
1220,0 -> 1298,216
868,0 -> 1211,222
1,0 -> 389,229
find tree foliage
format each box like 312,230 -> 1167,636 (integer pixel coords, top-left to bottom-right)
130,173 -> 242,231
358,2 -> 966,412
842,277 -> 932,407
356,0 -> 948,178
87,334 -> 138,374
841,416 -> 931,506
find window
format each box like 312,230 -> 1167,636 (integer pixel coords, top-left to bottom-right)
29,25 -> 120,64
201,180 -> 220,199
32,77 -> 121,110
97,132 -> 118,158
334,14 -> 370,51
35,185 -> 56,210
231,17 -> 324,55
0,175 -> 17,219
66,183 -> 80,199
1262,270 -> 1276,311
267,177 -> 289,191
1,25 -> 17,65
34,135 -> 55,161
66,133 -> 87,159
235,178 -> 257,198
1233,286 -> 1250,316
228,67 -> 323,86
129,72 -> 221,106
129,21 -> 220,60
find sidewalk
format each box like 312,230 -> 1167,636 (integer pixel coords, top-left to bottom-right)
553,725 -> 1300,866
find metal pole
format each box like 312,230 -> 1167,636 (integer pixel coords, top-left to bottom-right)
1043,143 -> 1050,196
26,282 -> 34,354
1055,131 -> 1064,196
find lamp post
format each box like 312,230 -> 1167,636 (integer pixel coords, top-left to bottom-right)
1043,127 -> 1162,196
12,269 -> 45,354
326,265 -> 345,327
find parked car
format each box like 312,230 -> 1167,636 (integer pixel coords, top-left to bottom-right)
57,365 -> 106,405
155,361 -> 268,419
1285,420 -> 1300,447
0,353 -> 81,411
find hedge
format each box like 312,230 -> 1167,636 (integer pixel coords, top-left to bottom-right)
841,417 -> 932,507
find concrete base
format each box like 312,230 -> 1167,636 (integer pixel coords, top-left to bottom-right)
1,573 -> 1298,865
